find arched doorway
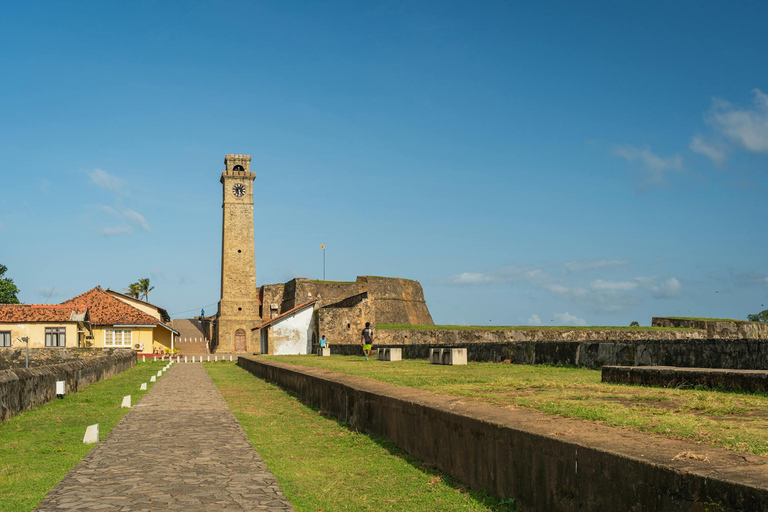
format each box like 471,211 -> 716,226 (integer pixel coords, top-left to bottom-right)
234,329 -> 246,352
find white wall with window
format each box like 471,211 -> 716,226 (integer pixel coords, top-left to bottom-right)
45,327 -> 66,347
0,331 -> 10,347
104,328 -> 133,347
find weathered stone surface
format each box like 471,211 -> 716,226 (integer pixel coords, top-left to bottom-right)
603,365 -> 768,392
653,317 -> 768,339
239,356 -> 768,512
332,338 -> 768,369
0,347 -> 134,370
36,363 -> 293,511
0,351 -> 135,422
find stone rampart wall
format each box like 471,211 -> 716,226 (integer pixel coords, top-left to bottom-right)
0,350 -> 135,422
330,338 -> 768,369
0,347 -> 135,370
238,356 -> 768,512
652,317 -> 768,339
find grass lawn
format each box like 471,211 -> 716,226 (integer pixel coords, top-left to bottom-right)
205,363 -> 519,512
664,317 -> 744,322
264,356 -> 768,456
0,360 -> 166,512
377,324 -> 694,331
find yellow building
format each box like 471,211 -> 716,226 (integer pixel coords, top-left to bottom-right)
0,305 -> 92,349
61,286 -> 178,354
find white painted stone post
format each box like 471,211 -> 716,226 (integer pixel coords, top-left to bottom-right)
192,356 -> 196,363
215,355 -> 218,362
142,355 -> 146,363
140,383 -> 147,391
55,380 -> 66,398
157,371 -> 162,377
207,355 -> 210,362
83,424 -> 99,444
150,376 -> 156,383
229,355 -> 233,362
185,356 -> 188,363
120,395 -> 131,408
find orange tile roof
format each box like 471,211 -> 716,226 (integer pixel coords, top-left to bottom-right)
61,286 -> 159,326
0,304 -> 87,323
252,300 -> 316,331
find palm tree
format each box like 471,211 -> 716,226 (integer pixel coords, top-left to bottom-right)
138,278 -> 154,302
124,282 -> 141,298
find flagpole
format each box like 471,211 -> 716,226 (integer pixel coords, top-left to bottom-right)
322,244 -> 326,280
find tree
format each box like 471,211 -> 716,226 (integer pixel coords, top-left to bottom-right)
124,282 -> 141,298
629,321 -> 640,327
747,310 -> 768,323
138,278 -> 154,302
0,264 -> 20,304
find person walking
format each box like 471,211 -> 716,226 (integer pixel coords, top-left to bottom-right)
361,322 -> 373,360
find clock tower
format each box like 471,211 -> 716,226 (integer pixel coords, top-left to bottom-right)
216,154 -> 260,353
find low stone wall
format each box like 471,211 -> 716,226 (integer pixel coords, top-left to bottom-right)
0,350 -> 136,422
603,365 -> 768,393
330,339 -> 768,369
238,357 -> 768,512
0,347 -> 133,370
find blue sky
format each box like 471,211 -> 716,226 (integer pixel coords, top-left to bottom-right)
1,1 -> 766,326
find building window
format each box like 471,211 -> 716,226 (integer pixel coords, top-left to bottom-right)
104,328 -> 132,347
0,331 -> 10,347
45,327 -> 66,347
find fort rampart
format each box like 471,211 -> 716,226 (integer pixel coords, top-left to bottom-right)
238,356 -> 768,511
0,350 -> 136,422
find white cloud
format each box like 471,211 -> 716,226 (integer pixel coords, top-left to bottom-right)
124,209 -> 151,232
553,312 -> 587,326
635,276 -> 682,298
526,314 -> 542,325
689,136 -> 726,166
87,169 -> 124,192
591,279 -> 638,291
440,266 -> 549,286
565,259 -> 629,272
708,89 -> 768,153
96,225 -> 132,236
92,205 -> 151,234
442,272 -> 497,285
613,145 -> 683,185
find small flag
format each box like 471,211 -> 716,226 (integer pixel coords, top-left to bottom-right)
321,244 -> 325,249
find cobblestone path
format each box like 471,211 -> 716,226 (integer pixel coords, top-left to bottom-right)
36,363 -> 293,511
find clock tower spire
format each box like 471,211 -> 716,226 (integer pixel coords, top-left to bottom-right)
216,154 -> 260,353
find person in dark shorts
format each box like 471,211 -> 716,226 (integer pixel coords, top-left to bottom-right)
361,322 -> 373,360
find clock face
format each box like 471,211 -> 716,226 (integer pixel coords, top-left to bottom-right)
232,184 -> 246,198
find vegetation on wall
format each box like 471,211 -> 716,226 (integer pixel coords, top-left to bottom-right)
0,264 -> 20,304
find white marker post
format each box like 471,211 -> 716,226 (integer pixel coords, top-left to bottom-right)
184,356 -> 188,363
142,355 -> 146,363
150,376 -> 156,383
140,383 -> 147,391
55,380 -> 66,399
207,355 -> 210,362
121,395 -> 131,408
229,355 -> 233,362
83,424 -> 99,444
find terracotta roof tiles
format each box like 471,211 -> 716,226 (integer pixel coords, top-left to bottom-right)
0,304 -> 88,323
61,286 -> 159,326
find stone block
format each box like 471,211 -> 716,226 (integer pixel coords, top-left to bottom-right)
441,348 -> 467,366
120,395 -> 131,408
317,347 -> 331,357
83,424 -> 99,444
429,348 -> 441,364
378,348 -> 402,361
55,380 -> 66,398
157,371 -> 162,377
140,383 -> 147,391
150,376 -> 156,383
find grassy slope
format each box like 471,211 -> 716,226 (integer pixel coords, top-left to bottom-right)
205,363 -> 518,512
265,356 -> 768,457
0,361 -> 166,512
377,324 -> 693,331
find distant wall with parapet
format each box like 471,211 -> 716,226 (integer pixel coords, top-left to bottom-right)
0,350 -> 136,422
329,327 -> 768,369
358,276 -> 433,326
316,293 -> 373,345
652,317 -> 768,339
0,347 -> 135,370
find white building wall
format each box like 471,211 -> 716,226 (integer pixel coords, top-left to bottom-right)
270,306 -> 314,355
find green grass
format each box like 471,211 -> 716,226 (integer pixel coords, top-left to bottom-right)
305,280 -> 358,284
664,317 -> 744,322
0,361 -> 166,512
377,324 -> 695,331
205,363 -> 519,512
264,356 -> 768,457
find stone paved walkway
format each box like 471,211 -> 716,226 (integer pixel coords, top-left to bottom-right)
36,363 -> 293,511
